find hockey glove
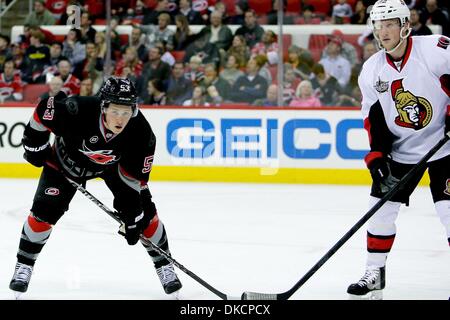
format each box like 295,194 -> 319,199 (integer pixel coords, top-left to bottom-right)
118,208 -> 152,245
369,157 -> 400,194
22,136 -> 52,168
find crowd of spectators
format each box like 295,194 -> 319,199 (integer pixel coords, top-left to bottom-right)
0,0 -> 448,107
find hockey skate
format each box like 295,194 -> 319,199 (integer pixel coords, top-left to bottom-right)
347,266 -> 385,300
155,262 -> 182,295
9,262 -> 33,299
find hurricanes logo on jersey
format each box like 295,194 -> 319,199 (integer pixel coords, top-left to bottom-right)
444,179 -> 450,196
391,79 -> 433,130
79,140 -> 119,165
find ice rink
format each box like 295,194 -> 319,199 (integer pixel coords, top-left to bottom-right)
0,178 -> 449,300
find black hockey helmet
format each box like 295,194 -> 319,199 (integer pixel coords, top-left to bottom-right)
98,76 -> 138,117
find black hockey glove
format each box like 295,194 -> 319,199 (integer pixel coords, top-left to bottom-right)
119,208 -> 152,245
22,136 -> 52,168
369,157 -> 400,194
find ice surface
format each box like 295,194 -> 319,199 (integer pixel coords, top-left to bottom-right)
0,178 -> 448,300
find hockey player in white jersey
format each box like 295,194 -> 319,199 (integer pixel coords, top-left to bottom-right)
347,0 -> 450,299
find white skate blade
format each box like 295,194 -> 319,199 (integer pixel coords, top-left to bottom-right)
348,290 -> 383,300
13,291 -> 24,300
168,290 -> 181,300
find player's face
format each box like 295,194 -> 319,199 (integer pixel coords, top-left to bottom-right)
373,19 -> 401,51
104,104 -> 133,134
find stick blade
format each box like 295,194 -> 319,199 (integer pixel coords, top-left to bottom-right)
241,291 -> 278,300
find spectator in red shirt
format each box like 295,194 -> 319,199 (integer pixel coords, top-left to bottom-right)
0,60 -> 25,102
55,58 -> 80,96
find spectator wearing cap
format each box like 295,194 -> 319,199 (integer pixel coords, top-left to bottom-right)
319,37 -> 352,89
321,30 -> 359,66
24,0 -> 57,26
234,9 -> 264,49
0,60 -> 25,102
0,34 -> 12,72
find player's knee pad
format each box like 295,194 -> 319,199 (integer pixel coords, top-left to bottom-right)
31,201 -> 66,225
368,197 -> 401,235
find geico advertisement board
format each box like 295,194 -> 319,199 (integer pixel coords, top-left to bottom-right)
0,107 -> 369,169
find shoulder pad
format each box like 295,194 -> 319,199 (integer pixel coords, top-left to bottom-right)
65,97 -> 79,115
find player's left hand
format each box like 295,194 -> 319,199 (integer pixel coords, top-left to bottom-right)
119,209 -> 151,245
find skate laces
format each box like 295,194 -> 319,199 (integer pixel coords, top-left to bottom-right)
156,264 -> 177,285
13,263 -> 33,283
357,268 -> 379,287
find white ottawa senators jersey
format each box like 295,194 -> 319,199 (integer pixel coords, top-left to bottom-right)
359,35 -> 450,164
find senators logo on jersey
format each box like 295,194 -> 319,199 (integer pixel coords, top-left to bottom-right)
444,179 -> 450,196
391,79 -> 433,130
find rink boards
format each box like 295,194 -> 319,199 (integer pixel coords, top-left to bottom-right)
0,104 -> 430,185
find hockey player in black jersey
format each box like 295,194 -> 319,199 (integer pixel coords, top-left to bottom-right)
9,76 -> 182,297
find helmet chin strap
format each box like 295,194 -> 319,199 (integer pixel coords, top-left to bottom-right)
375,25 -> 412,55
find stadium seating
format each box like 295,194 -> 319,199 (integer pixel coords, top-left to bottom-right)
304,0 -> 332,15
248,0 -> 272,15
23,84 -> 48,104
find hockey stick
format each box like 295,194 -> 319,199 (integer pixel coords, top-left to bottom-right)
54,170 -> 237,300
242,132 -> 450,300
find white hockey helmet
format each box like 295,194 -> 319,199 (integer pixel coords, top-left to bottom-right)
369,0 -> 411,53
369,0 -> 410,28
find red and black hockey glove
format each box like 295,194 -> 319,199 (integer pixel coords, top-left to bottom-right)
22,136 -> 52,168
368,157 -> 400,194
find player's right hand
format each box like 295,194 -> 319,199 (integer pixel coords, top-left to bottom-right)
22,137 -> 52,168
369,158 -> 400,194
